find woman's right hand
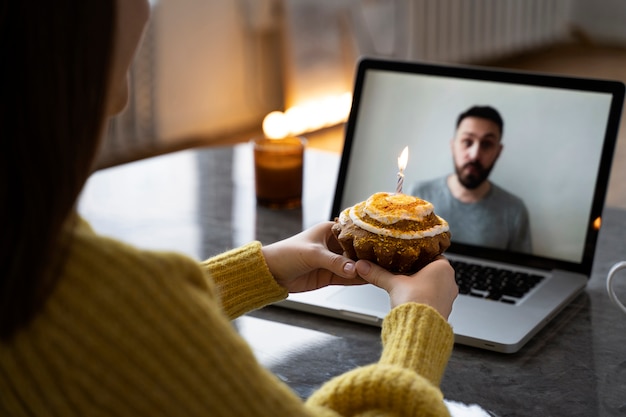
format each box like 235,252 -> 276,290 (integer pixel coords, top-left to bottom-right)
355,257 -> 458,319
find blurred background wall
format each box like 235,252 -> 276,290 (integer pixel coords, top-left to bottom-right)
98,0 -> 626,167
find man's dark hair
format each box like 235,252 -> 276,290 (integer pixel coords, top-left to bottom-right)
456,106 -> 504,136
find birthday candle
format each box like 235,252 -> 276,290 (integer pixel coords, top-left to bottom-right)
396,146 -> 409,194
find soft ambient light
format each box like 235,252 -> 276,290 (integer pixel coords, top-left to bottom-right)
594,216 -> 602,230
262,111 -> 290,139
262,92 -> 352,139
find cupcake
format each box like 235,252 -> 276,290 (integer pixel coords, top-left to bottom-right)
332,192 -> 450,273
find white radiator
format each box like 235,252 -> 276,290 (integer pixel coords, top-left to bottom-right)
405,0 -> 574,63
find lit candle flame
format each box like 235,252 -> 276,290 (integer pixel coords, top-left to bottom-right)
398,146 -> 409,171
396,146 -> 409,194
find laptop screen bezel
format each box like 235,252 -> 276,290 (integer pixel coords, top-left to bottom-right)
331,57 -> 625,276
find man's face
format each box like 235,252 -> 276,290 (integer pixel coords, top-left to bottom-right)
451,116 -> 503,189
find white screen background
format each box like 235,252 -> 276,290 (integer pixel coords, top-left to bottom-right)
340,70 -> 614,263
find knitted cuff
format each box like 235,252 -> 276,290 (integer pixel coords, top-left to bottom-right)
379,303 -> 454,386
201,242 -> 288,319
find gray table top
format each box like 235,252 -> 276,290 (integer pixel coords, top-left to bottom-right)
80,144 -> 626,417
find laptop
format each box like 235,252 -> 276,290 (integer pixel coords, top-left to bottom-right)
278,57 -> 625,353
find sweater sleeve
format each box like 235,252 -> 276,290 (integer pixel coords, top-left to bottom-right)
379,303 -> 455,386
1,219 -> 454,417
306,303 -> 454,416
200,241 -> 288,319
202,243 -> 454,416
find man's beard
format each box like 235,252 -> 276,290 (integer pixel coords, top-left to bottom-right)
455,161 -> 493,190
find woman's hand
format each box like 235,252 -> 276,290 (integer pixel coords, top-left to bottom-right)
261,222 -> 366,293
355,257 -> 458,319
262,222 -> 458,319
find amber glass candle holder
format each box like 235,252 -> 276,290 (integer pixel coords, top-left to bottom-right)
253,136 -> 306,209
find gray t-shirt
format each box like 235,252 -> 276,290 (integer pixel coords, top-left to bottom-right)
411,176 -> 532,253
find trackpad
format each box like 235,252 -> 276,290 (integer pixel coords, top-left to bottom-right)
327,285 -> 391,315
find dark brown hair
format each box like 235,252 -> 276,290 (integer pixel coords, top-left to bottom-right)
0,1 -> 116,340
457,105 -> 504,137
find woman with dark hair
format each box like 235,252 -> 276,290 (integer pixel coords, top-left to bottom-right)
0,1 -> 458,416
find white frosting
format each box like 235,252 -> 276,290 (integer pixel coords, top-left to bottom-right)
338,192 -> 450,240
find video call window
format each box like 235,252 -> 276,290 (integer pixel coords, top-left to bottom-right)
338,69 -> 615,265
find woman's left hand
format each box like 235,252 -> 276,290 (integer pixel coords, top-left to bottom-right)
261,222 -> 366,293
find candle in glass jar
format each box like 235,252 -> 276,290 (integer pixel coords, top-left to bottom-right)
253,136 -> 306,209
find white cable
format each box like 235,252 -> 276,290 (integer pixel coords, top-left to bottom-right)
607,261 -> 626,315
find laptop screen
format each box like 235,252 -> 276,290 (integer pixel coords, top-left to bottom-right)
332,58 -> 624,275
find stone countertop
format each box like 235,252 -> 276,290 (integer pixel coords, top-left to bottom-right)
79,144 -> 626,417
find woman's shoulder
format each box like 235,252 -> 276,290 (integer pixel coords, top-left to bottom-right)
60,217 -> 216,308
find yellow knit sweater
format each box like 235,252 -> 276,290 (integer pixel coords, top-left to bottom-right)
0,219 -> 454,416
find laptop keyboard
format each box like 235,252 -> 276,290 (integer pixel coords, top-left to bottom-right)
450,259 -> 545,304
